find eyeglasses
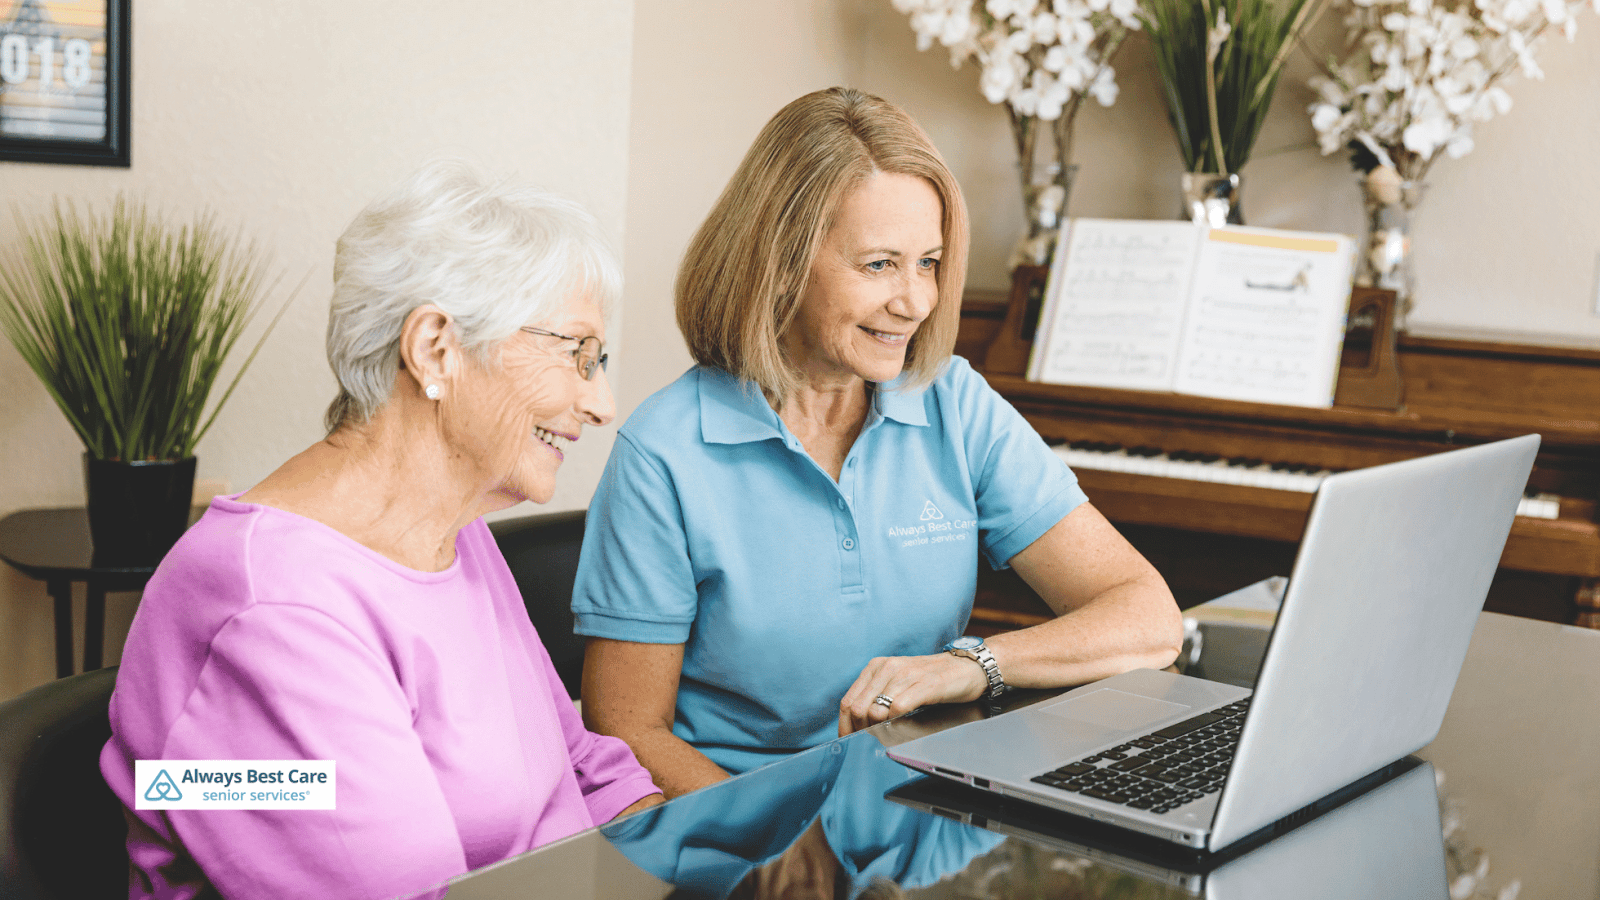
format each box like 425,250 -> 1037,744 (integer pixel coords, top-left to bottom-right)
520,327 -> 609,381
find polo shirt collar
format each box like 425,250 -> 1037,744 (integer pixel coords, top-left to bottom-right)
697,366 -> 930,445
698,367 -> 784,445
874,376 -> 930,427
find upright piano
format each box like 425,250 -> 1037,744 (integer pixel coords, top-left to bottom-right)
958,290 -> 1600,631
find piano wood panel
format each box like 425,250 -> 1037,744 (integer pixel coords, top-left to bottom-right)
967,527 -> 1582,635
957,294 -> 1600,628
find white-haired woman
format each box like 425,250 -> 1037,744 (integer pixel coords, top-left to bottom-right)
573,88 -> 1184,798
101,161 -> 662,900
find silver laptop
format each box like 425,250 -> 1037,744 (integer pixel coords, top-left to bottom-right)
889,434 -> 1539,852
888,759 -> 1448,897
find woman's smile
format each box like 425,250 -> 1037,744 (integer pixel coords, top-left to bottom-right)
531,425 -> 574,460
860,326 -> 911,346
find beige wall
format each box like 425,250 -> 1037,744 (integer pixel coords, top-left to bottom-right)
618,0 -> 860,416
0,0 -> 633,698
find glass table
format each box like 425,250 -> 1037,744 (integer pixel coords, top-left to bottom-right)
429,607 -> 1600,899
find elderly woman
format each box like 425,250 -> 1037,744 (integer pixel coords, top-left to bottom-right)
573,88 -> 1184,797
100,161 -> 662,900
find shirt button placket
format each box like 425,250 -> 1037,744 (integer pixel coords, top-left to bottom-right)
835,450 -> 864,594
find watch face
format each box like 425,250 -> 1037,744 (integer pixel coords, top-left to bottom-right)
949,636 -> 982,651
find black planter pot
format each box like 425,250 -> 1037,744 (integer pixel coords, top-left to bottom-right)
83,456 -> 197,566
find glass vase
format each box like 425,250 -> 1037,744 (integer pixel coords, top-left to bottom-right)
1355,175 -> 1426,330
1181,172 -> 1243,228
1009,162 -> 1079,270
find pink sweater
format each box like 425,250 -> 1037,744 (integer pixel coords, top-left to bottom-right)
100,496 -> 659,900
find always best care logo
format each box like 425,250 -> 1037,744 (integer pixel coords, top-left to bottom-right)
886,500 -> 975,549
135,760 -> 336,810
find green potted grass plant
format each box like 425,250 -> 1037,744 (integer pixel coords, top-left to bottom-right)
1141,0 -> 1327,226
0,197 -> 289,565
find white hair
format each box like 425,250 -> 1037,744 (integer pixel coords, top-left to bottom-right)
324,159 -> 620,432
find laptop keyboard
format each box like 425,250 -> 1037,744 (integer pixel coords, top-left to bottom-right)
1029,699 -> 1250,814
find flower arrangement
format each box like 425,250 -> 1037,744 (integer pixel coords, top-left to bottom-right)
1308,0 -> 1597,183
1142,0 -> 1327,177
1307,0 -> 1594,314
890,0 -> 1142,266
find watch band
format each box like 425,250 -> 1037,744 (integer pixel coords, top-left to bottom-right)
947,639 -> 1007,699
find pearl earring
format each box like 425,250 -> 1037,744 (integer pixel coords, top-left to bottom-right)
424,384 -> 440,401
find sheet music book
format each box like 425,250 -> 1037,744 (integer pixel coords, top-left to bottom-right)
1027,219 -> 1356,408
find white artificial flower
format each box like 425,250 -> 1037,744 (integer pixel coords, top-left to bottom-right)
1030,11 -> 1060,43
1307,0 -> 1592,176
1478,85 -> 1513,117
1059,57 -> 1089,89
1450,34 -> 1481,57
1402,112 -> 1450,157
1038,75 -> 1070,119
1088,65 -> 1119,105
1311,102 -> 1344,133
1208,6 -> 1233,61
941,9 -> 978,45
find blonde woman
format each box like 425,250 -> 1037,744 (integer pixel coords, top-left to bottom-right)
574,88 -> 1183,798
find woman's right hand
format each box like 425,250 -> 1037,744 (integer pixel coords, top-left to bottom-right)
837,650 -> 989,736
582,637 -> 732,798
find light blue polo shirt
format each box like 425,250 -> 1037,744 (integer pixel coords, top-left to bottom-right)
572,356 -> 1087,775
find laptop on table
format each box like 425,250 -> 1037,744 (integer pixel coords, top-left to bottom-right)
888,434 -> 1539,853
887,758 -> 1449,897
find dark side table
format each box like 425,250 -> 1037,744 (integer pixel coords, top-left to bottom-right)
0,508 -> 161,677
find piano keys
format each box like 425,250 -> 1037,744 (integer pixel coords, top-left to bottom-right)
956,289 -> 1600,630
1051,440 -> 1564,519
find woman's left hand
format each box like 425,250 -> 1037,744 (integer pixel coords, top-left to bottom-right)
837,651 -> 989,736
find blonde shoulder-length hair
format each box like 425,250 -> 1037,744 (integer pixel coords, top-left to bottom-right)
675,87 -> 969,402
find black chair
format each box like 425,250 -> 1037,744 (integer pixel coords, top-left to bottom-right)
0,666 -> 127,900
489,509 -> 590,700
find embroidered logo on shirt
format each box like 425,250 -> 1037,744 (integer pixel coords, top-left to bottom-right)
887,501 -> 976,549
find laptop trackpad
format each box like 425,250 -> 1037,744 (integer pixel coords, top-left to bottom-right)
1044,689 -> 1190,730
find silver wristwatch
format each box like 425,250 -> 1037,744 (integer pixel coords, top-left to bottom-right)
944,636 -> 1007,699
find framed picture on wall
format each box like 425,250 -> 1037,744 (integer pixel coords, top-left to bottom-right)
0,0 -> 129,167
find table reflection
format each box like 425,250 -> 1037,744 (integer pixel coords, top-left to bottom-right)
600,731 -> 1002,899
599,729 -> 1448,900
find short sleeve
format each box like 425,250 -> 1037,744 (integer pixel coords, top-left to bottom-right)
539,635 -> 661,820
944,358 -> 1088,568
157,605 -> 467,900
571,432 -> 701,644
